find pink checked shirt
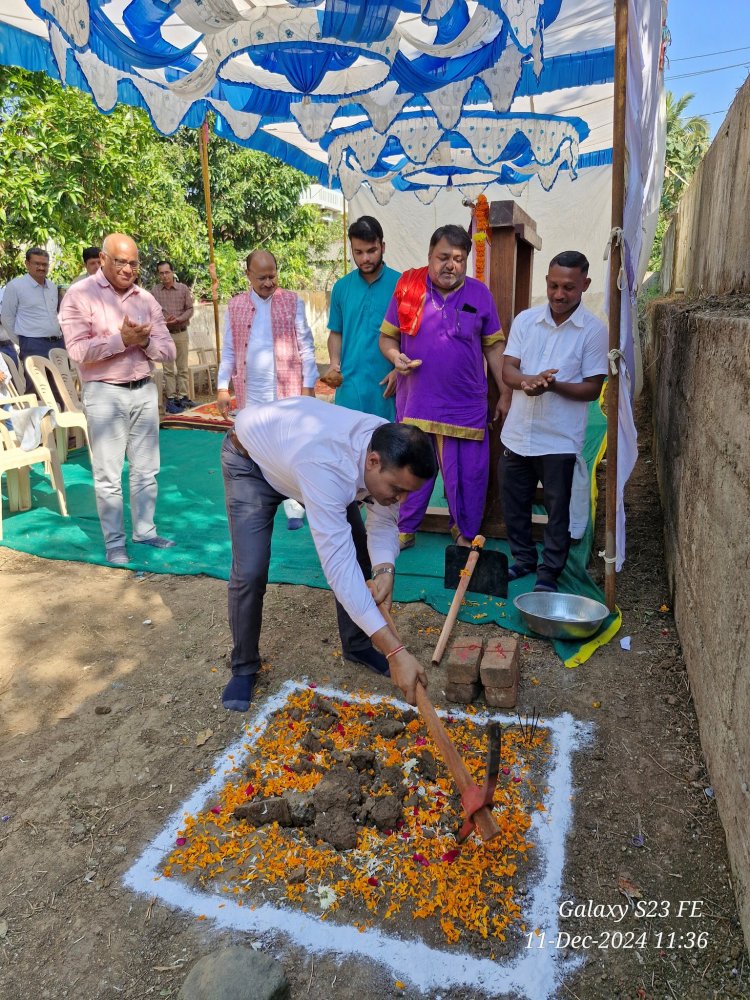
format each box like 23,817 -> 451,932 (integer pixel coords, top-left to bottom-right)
60,271 -> 175,383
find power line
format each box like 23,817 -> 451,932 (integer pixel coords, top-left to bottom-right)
670,44 -> 750,63
666,60 -> 750,81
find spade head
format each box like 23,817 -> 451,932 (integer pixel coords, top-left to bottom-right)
444,544 -> 508,598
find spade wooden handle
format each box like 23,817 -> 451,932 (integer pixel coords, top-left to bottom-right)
432,535 -> 486,665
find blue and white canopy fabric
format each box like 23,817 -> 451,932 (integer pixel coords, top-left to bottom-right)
0,0 -> 667,572
1,0 -> 619,201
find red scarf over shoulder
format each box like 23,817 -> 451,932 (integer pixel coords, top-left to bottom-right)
393,266 -> 428,336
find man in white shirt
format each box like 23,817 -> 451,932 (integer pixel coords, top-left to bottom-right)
221,396 -> 437,711
0,351 -> 13,398
216,250 -> 319,529
1,248 -> 65,364
500,251 -> 609,593
0,284 -> 18,367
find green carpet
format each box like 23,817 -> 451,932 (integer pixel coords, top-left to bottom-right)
1,402 -> 619,665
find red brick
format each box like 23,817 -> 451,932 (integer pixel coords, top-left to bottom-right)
444,681 -> 481,704
445,637 -> 484,684
484,678 -> 519,709
480,637 -> 520,689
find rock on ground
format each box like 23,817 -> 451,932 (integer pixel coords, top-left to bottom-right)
179,946 -> 290,1000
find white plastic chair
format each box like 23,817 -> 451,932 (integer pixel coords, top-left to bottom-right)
24,355 -> 92,464
187,348 -> 217,401
2,351 -> 27,395
48,347 -> 82,405
1,397 -> 68,539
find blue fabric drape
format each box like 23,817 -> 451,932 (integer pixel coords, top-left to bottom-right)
0,1 -> 615,194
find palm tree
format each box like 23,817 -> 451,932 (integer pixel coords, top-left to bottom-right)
662,91 -> 710,208
649,91 -> 710,270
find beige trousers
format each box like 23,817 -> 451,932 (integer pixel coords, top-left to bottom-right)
164,329 -> 189,399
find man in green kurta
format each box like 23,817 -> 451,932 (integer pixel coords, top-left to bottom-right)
323,216 -> 400,420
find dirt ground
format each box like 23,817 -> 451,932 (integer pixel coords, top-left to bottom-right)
1,395 -> 748,1000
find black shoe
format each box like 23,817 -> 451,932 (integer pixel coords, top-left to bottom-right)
178,396 -> 197,409
344,647 -> 390,677
533,579 -> 558,593
508,562 -> 536,581
165,398 -> 182,414
222,673 -> 256,712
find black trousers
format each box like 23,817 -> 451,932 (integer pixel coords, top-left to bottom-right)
500,448 -> 576,584
222,434 -> 372,677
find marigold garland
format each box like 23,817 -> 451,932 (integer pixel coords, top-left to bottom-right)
162,687 -> 551,950
473,194 -> 491,284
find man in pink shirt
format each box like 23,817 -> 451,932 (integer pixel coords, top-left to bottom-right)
59,233 -> 177,565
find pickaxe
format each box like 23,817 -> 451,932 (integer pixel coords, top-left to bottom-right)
381,606 -> 502,843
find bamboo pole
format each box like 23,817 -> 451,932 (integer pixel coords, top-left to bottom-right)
604,0 -> 629,612
198,120 -> 222,361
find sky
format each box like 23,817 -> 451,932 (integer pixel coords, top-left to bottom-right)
664,0 -> 750,135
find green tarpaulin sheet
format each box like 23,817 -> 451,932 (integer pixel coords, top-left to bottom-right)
1,402 -> 620,665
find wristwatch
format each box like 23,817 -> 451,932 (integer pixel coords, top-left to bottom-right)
371,566 -> 395,580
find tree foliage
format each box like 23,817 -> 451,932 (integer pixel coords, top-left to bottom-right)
0,67 -> 339,295
0,67 -> 204,284
179,125 -> 340,296
648,91 -> 710,271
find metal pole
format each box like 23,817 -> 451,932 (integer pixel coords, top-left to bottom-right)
342,199 -> 348,275
198,120 -> 222,361
604,0 -> 629,611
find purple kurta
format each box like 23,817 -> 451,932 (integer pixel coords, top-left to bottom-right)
381,275 -> 503,537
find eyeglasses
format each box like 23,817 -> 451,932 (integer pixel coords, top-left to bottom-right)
102,252 -> 140,271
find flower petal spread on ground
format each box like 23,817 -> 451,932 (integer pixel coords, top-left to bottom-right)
163,688 -> 550,946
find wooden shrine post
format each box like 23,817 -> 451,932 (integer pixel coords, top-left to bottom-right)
419,200 -> 542,540
482,201 -> 542,536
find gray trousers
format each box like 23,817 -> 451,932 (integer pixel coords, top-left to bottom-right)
83,379 -> 161,549
222,434 -> 372,677
163,329 -> 189,399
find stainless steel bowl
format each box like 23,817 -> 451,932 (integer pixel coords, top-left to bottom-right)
513,592 -> 609,640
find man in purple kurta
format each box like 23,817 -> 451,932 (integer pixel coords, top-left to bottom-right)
379,225 -> 509,548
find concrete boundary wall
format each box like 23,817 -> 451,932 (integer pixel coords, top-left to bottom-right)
646,297 -> 750,948
662,76 -> 750,297
649,72 -> 750,948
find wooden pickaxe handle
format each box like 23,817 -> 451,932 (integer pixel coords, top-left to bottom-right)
381,606 -> 500,843
432,535 -> 486,665
414,685 -> 500,842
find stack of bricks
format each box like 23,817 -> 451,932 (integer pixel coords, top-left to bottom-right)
444,638 -> 484,704
444,635 -> 520,708
481,637 -> 520,708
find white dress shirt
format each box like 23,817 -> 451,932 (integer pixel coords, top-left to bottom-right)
234,397 -> 400,637
0,285 -> 12,345
501,302 -> 608,456
1,274 -> 62,340
0,352 -> 12,398
217,290 -> 318,401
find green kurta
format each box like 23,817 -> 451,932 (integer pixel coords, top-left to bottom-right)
327,263 -> 400,420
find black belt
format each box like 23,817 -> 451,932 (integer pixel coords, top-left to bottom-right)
228,430 -> 250,459
104,376 -> 152,390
